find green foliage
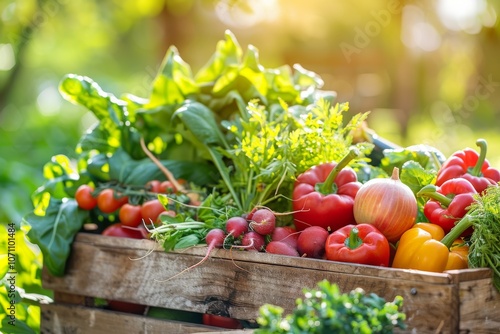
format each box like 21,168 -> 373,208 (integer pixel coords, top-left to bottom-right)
464,186 -> 500,291
152,192 -> 241,251
380,145 -> 446,175
23,198 -> 88,277
0,224 -> 53,334
400,161 -> 437,223
255,280 -> 406,334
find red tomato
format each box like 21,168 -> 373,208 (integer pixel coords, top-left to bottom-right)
101,223 -> 146,239
146,180 -> 162,193
75,185 -> 97,210
107,300 -> 146,314
119,203 -> 143,227
97,189 -> 128,213
202,314 -> 242,329
159,180 -> 176,194
141,199 -> 165,224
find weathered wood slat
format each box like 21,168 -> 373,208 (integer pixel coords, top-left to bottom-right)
73,233 -> 494,283
41,303 -> 238,334
42,233 -> 500,334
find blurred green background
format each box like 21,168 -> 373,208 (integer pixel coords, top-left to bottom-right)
2,0 -> 500,224
2,0 -> 500,332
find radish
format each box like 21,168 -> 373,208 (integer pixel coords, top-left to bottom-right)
241,231 -> 265,251
155,228 -> 225,282
271,226 -> 299,250
297,226 -> 329,258
206,228 -> 226,248
249,208 -> 276,235
266,241 -> 300,257
225,216 -> 249,238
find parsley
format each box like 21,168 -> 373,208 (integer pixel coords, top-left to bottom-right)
256,280 -> 406,334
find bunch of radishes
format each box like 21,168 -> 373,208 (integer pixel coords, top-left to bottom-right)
206,208 -> 330,259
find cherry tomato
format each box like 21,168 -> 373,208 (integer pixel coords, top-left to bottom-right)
202,314 -> 242,329
97,189 -> 128,213
75,185 -> 97,210
107,300 -> 146,315
159,181 -> 176,194
141,199 -> 165,224
119,203 -> 143,227
146,180 -> 162,193
101,223 -> 146,239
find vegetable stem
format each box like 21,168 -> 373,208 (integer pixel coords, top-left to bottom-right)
319,148 -> 359,194
345,227 -> 363,250
140,137 -> 186,193
471,139 -> 488,176
417,185 -> 452,207
441,215 -> 474,248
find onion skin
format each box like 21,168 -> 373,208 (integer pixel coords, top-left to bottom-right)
353,167 -> 417,243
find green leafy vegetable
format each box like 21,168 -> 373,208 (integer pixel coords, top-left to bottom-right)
255,279 -> 406,334
22,198 -> 88,277
380,144 -> 445,175
400,160 -> 437,222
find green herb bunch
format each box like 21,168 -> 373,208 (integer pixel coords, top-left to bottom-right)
256,280 -> 406,334
221,99 -> 371,214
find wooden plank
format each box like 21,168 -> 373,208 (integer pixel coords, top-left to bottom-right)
74,233 -> 454,284
43,233 -> 465,333
457,278 -> 500,333
41,303 -> 235,334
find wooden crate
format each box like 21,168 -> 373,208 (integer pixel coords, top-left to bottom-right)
41,233 -> 500,333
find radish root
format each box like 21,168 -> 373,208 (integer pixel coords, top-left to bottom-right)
154,245 -> 216,283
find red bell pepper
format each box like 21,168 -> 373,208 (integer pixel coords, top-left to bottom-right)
436,139 -> 500,193
292,149 -> 361,232
417,178 -> 477,234
325,224 -> 390,267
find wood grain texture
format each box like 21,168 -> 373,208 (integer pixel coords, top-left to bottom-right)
41,303 -> 236,334
42,233 -> 500,334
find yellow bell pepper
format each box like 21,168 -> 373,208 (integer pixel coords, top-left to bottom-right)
446,238 -> 469,271
392,223 -> 468,272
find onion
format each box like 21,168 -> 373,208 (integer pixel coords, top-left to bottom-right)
353,167 -> 417,243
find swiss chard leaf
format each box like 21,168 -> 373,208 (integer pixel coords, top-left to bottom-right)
195,30 -> 242,85
23,198 -> 88,277
59,74 -> 145,159
148,45 -> 198,108
31,155 -> 80,210
106,148 -> 219,186
400,160 -> 437,223
381,144 -> 446,174
172,101 -> 228,148
59,74 -> 126,124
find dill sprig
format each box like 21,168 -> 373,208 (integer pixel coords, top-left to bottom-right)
441,185 -> 500,291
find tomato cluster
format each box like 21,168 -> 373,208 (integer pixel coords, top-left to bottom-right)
75,179 -> 180,237
75,180 -> 184,314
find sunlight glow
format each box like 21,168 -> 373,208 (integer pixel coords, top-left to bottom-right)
436,0 -> 496,34
214,0 -> 279,28
0,44 -> 15,71
401,6 -> 441,52
37,85 -> 62,116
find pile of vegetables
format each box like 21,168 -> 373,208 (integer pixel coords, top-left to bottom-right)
21,30 -> 500,328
